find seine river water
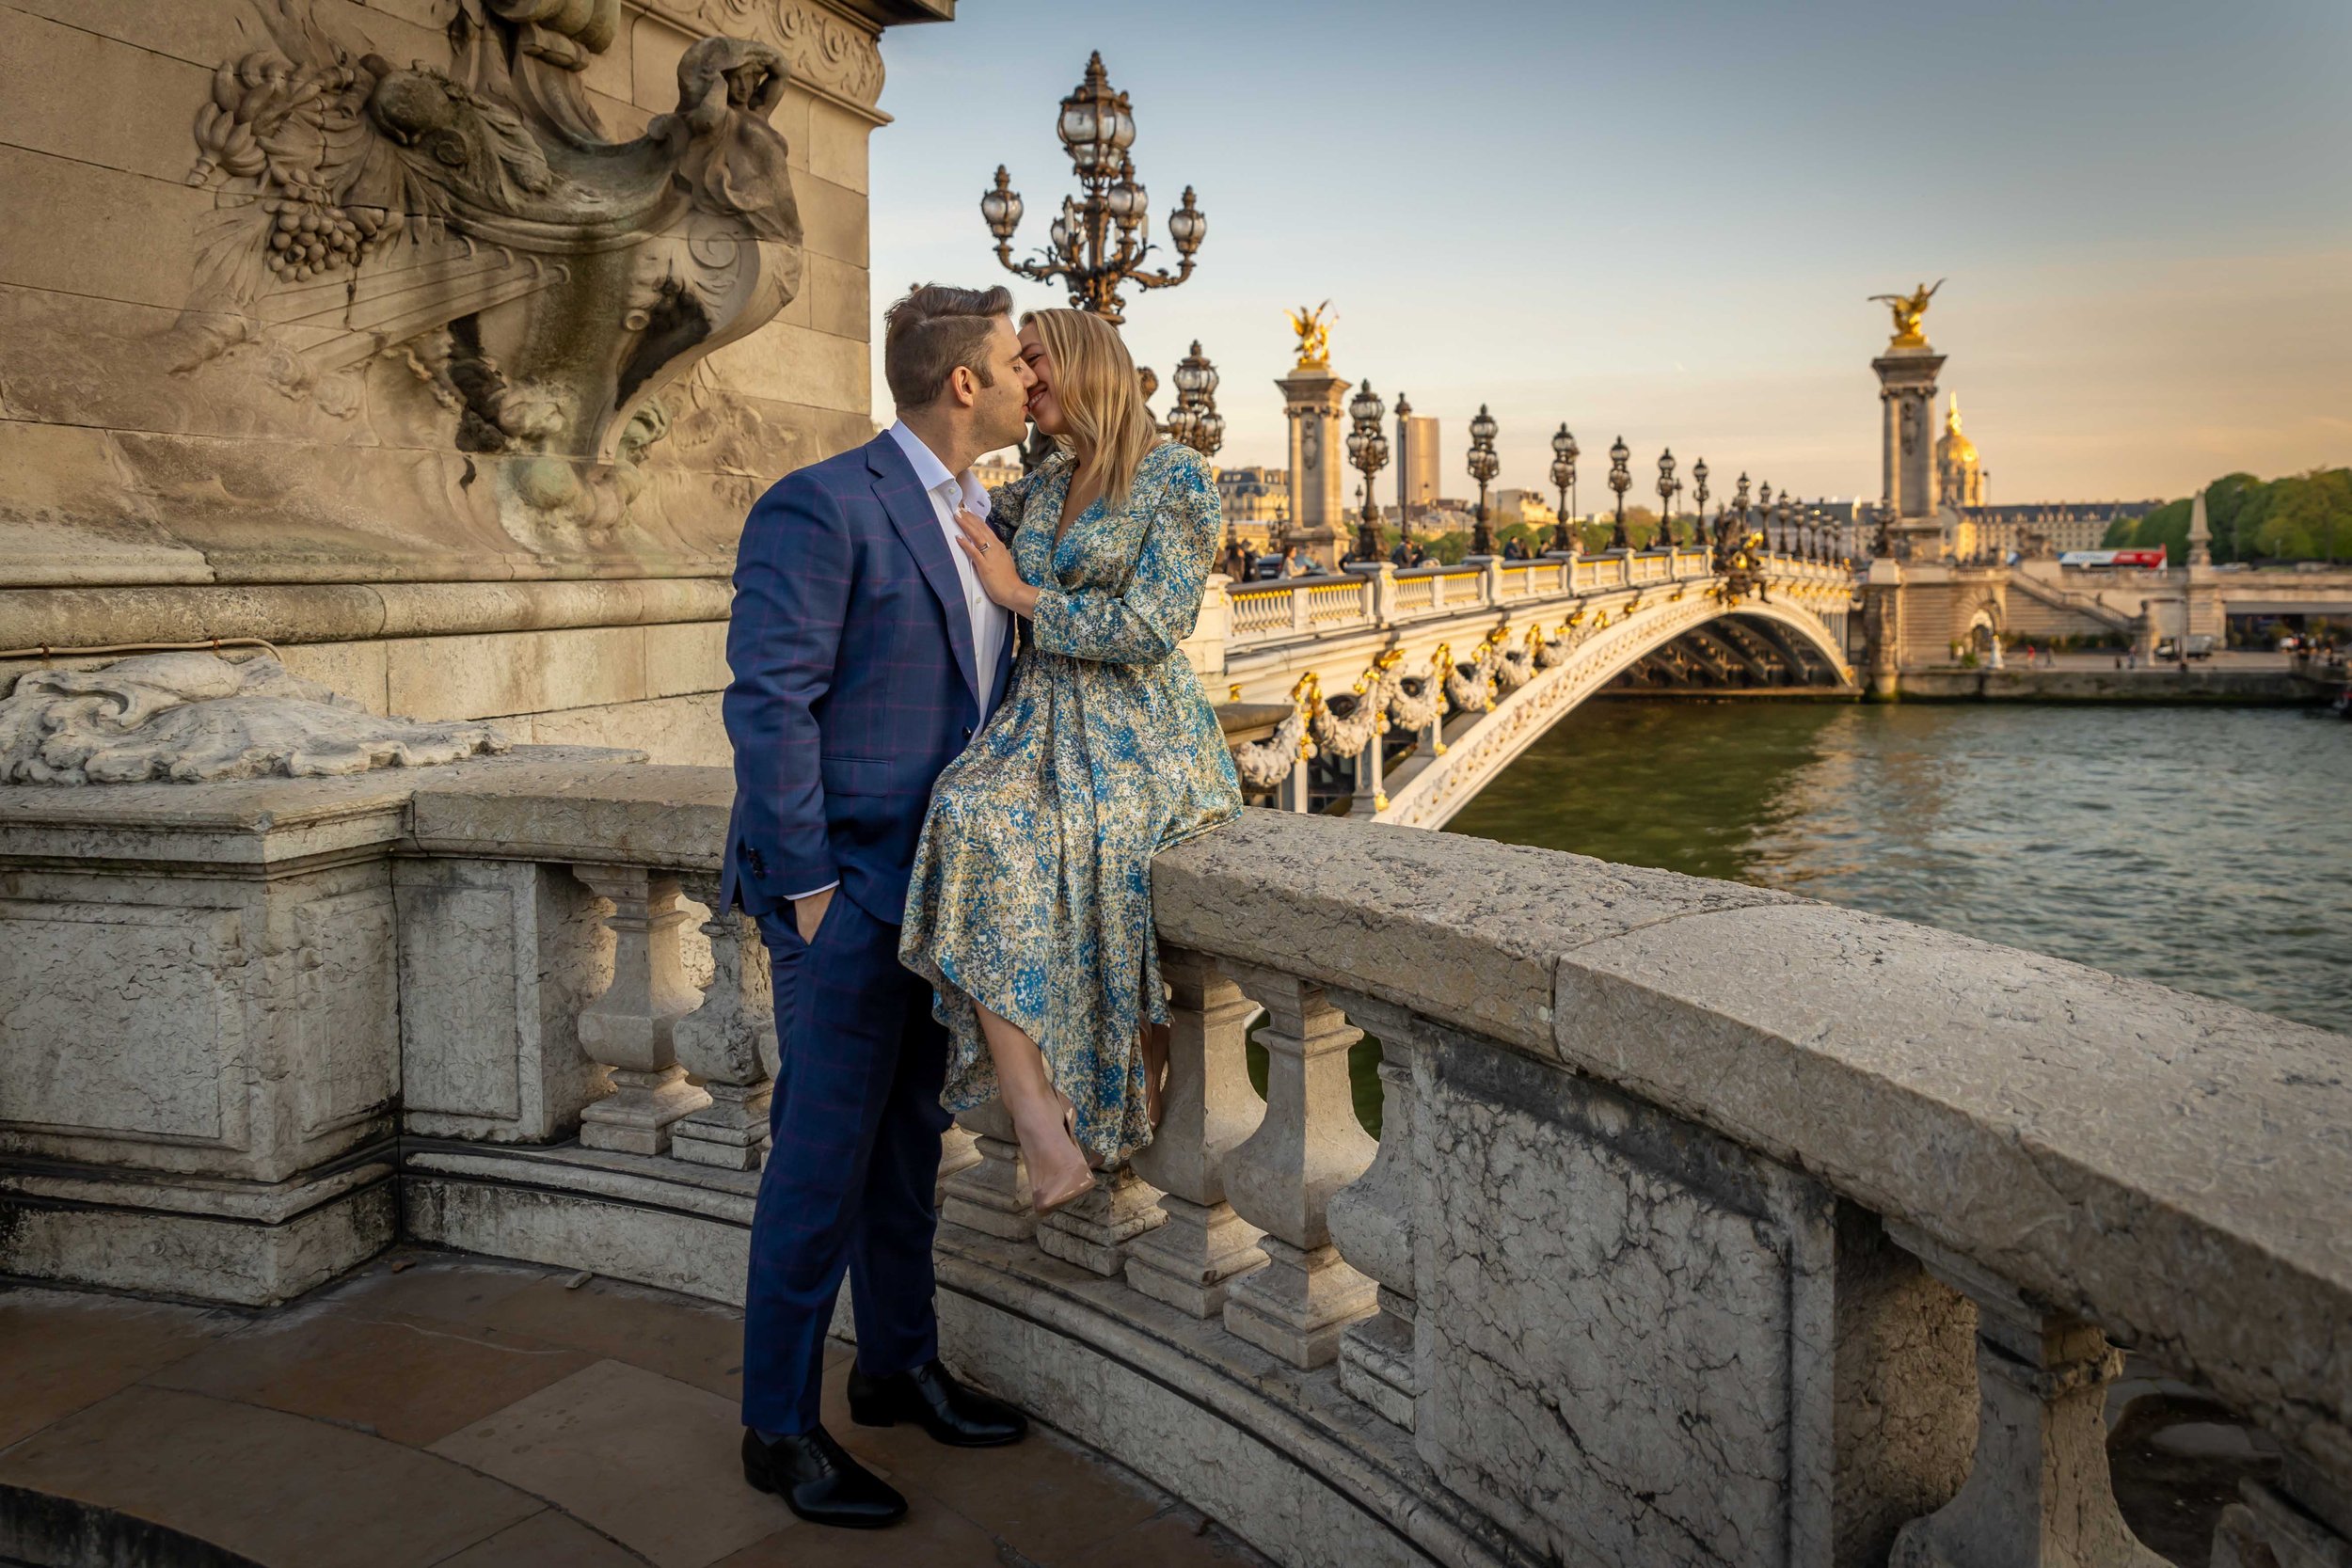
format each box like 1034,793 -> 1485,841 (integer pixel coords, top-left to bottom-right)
1446,700 -> 2352,1035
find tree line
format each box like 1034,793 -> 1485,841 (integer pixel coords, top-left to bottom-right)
2101,468 -> 2352,562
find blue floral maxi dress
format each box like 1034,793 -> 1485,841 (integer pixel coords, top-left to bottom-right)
899,441 -> 1242,1167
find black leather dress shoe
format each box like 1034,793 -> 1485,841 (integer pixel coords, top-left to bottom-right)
740,1426 -> 906,1528
847,1358 -> 1028,1448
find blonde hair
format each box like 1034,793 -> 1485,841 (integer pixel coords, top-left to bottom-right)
1021,308 -> 1162,510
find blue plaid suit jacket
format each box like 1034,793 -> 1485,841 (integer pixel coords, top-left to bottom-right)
720,432 -> 1016,923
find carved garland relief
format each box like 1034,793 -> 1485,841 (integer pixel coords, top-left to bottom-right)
167,0 -> 806,536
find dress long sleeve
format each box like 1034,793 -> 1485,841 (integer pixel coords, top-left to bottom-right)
1029,446 -> 1218,666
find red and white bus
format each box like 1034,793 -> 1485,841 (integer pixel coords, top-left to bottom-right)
2057,547 -> 2168,569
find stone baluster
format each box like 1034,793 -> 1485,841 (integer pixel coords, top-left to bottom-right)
1324,990 -> 1423,1428
667,872 -> 774,1169
1351,723 -> 1386,816
1039,1164 -> 1167,1276
1292,583 -> 1311,634
941,1100 -> 1035,1240
1126,949 -> 1268,1315
571,863 -> 709,1155
1217,962 -> 1378,1368
1885,1224 -> 2166,1568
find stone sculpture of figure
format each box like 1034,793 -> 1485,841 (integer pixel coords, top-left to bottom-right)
169,0 -> 803,519
1868,278 -> 1944,347
1285,300 -> 1333,368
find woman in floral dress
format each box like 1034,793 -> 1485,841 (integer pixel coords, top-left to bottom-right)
898,309 -> 1241,1214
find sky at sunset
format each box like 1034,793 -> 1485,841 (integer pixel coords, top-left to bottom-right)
863,0 -> 2352,507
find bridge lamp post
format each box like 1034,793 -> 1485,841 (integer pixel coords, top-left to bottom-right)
1692,459 -> 1709,549
1168,339 -> 1223,458
1654,449 -> 1677,551
1775,493 -> 1793,557
1345,379 -> 1390,563
1756,481 -> 1774,554
1549,424 -> 1579,554
978,53 -> 1207,325
1607,436 -> 1632,550
1468,404 -> 1501,556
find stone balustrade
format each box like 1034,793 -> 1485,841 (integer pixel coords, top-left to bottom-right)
1214,547 -> 1825,655
4,754 -> 2346,1568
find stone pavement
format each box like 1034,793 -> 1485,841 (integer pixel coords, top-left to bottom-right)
0,1250 -> 1267,1568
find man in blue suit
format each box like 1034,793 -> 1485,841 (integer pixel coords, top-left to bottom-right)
723,283 -> 1036,1528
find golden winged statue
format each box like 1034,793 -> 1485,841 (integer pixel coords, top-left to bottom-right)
1285,300 -> 1333,368
1867,279 -> 1945,348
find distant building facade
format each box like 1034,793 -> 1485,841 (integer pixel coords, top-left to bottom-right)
974,451 -> 1024,494
1956,502 -> 2157,561
1216,466 -> 1289,548
1398,416 -> 1440,523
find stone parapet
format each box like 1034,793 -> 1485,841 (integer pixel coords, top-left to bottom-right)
6,762 -> 2345,1566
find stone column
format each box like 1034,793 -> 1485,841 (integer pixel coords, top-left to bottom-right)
1874,345 -> 1948,563
1218,963 -> 1378,1368
1280,366 -> 1350,572
571,864 -> 709,1155
1126,948 -> 1268,1315
667,873 -> 774,1170
1885,1226 -> 2165,1568
941,1100 -> 1035,1241
1038,1166 -> 1168,1277
1324,990 -> 1424,1429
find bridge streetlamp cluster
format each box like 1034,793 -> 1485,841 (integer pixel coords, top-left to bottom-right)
1166,339 -> 1224,458
1467,405 -> 1501,556
1549,425 -> 1579,554
1345,379 -> 1390,563
978,53 -> 1206,325
1606,436 -> 1632,550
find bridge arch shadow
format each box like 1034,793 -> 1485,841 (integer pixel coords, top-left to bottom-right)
1378,594 -> 1854,828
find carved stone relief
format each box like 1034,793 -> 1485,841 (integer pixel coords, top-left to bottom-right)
640,0 -> 886,105
0,652 -> 507,784
161,0 -> 804,540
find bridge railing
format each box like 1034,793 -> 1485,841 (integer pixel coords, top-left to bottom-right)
384,775 -> 2349,1568
10,758 -> 2341,1567
1222,548 -> 1783,654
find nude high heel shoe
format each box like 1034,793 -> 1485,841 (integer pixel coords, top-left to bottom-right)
1029,1093 -> 1097,1217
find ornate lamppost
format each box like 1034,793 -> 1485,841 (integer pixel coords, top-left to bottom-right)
1775,493 -> 1793,557
1692,458 -> 1709,546
1167,339 -> 1223,458
978,54 -> 1206,325
1467,404 -> 1501,556
1607,435 -> 1631,550
1345,379 -> 1390,563
1655,448 -> 1678,551
1549,424 -> 1579,554
1722,471 -> 1751,564
1392,391 -> 1414,530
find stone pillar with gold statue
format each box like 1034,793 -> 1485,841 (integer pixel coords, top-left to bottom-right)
1868,280 -> 1950,564
1279,303 -> 1350,572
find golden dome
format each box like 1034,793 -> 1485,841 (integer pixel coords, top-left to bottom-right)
1937,395 -> 1978,465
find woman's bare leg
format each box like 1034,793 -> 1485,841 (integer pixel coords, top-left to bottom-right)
1138,1021 -> 1170,1131
972,1002 -> 1094,1210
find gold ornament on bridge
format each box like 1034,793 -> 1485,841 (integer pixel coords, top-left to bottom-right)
1867,278 -> 1944,349
1285,300 -> 1333,369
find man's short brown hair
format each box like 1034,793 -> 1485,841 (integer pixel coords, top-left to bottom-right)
882,283 -> 1014,409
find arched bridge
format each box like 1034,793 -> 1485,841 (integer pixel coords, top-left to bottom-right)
1185,546 -> 1858,829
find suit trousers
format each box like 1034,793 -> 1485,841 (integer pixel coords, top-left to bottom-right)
740,891 -> 952,1434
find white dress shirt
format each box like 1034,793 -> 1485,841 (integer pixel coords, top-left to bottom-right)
885,420 -> 1010,716
787,426 -> 1009,904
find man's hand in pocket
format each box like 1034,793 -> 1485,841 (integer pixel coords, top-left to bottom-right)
793,886 -> 834,944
